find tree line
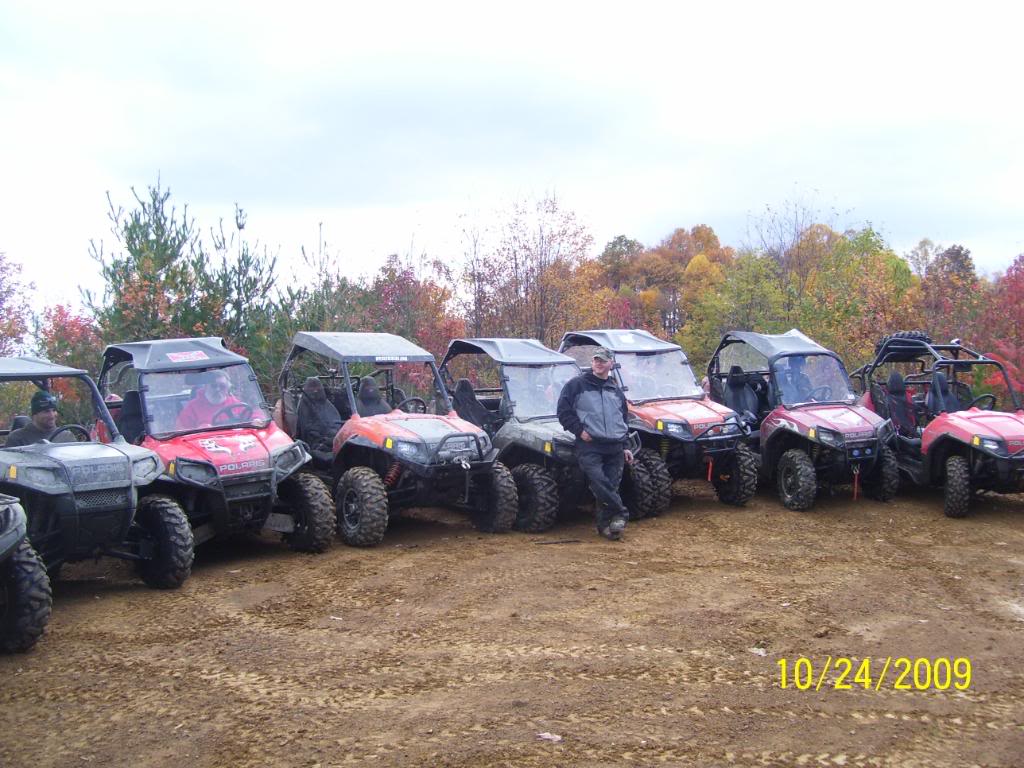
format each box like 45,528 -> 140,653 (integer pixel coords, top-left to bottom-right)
1,182 -> 1021,423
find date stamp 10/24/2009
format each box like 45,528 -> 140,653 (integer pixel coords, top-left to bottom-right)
777,657 -> 972,692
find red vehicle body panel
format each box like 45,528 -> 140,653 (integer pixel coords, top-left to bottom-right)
628,397 -> 734,433
140,425 -> 293,476
921,409 -> 1024,455
763,403 -> 885,442
333,410 -> 485,453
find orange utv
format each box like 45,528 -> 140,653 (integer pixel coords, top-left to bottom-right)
276,332 -> 517,546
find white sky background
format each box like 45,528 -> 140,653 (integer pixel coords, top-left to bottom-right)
1,1 -> 1022,309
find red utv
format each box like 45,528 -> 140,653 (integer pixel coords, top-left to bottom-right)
559,330 -> 756,510
707,330 -> 898,511
852,331 -> 1024,518
97,338 -> 334,553
276,332 -> 517,546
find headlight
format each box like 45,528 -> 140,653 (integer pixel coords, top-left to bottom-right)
813,428 -> 844,448
24,467 -> 65,487
175,459 -> 219,485
131,456 -> 161,484
272,445 -> 305,473
392,439 -> 427,462
972,435 -> 1006,454
658,420 -> 691,437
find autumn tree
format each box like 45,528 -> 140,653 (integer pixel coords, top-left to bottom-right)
0,251 -> 32,356
85,183 -> 278,381
920,244 -> 983,343
35,304 -> 106,424
460,196 -> 593,346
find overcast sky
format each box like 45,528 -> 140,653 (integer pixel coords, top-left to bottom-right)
1,1 -> 1022,308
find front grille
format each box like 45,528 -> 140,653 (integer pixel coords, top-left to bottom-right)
76,489 -> 130,508
224,481 -> 272,500
846,439 -> 876,459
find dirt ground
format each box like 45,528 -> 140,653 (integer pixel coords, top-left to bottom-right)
2,481 -> 1023,768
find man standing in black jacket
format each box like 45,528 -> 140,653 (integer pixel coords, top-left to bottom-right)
557,347 -> 635,540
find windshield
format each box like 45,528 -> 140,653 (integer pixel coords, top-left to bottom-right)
505,364 -> 579,419
141,364 -> 270,435
615,351 -> 703,400
772,354 -> 855,406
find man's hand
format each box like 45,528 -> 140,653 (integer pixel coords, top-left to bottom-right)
624,449 -> 634,464
580,429 -> 593,442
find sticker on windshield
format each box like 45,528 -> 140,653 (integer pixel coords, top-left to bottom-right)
167,351 -> 210,362
375,356 -> 409,362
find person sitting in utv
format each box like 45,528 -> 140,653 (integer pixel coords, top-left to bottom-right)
356,376 -> 392,417
777,355 -> 813,403
176,370 -> 242,429
5,391 -> 75,447
296,377 -> 343,464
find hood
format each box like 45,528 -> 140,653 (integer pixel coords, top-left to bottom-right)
145,424 -> 293,476
935,409 -> 1024,453
510,417 -> 575,443
337,411 -> 484,450
629,397 -> 734,431
782,404 -> 884,436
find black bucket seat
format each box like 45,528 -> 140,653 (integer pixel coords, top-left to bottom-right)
925,370 -> 960,417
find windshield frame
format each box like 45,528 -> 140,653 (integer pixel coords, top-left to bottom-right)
770,352 -> 856,408
140,363 -> 273,439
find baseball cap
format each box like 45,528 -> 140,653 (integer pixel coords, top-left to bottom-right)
592,347 -> 614,362
31,391 -> 58,414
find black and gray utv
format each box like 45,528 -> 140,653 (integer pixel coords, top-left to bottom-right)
439,338 -> 653,532
0,357 -> 191,590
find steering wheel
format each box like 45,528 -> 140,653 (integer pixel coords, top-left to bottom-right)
806,385 -> 832,401
395,397 -> 427,414
212,402 -> 254,425
968,393 -> 997,410
49,424 -> 92,442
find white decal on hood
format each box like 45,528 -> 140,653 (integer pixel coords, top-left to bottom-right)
198,438 -> 232,454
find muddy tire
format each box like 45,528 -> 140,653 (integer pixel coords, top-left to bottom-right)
135,495 -> 194,589
280,472 -> 335,553
511,464 -> 559,533
864,444 -> 899,502
622,457 -> 654,521
777,449 -> 818,511
472,461 -> 517,533
944,455 -> 971,518
637,450 -> 672,516
336,467 -> 389,547
714,443 -> 759,506
1,540 -> 51,653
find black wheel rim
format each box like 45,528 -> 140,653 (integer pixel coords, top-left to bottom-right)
781,465 -> 797,498
342,488 -> 361,529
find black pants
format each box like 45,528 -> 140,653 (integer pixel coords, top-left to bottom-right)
577,443 -> 627,529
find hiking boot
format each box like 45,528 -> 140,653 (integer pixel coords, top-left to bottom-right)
609,515 -> 627,535
598,524 -> 621,541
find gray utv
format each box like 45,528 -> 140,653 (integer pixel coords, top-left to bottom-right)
438,338 -> 653,532
0,357 -> 189,590
1,494 -> 51,652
